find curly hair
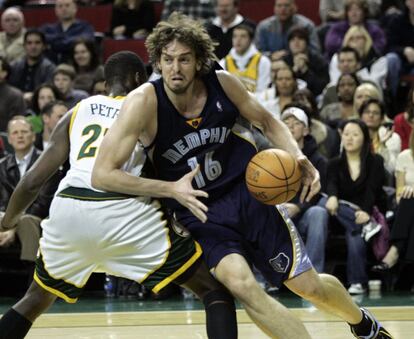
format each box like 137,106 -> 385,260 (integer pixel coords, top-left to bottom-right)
145,12 -> 217,75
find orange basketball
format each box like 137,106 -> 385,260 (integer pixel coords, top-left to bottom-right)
245,149 -> 302,205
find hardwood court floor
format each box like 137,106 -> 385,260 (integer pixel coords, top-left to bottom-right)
24,307 -> 414,338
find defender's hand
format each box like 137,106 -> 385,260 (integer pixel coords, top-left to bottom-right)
172,165 -> 209,223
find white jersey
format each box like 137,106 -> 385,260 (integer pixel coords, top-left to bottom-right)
57,95 -> 146,193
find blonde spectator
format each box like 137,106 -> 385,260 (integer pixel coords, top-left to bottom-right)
353,82 -> 381,115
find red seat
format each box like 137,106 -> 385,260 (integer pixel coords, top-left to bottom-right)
102,38 -> 149,64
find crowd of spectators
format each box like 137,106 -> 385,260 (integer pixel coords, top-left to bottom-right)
0,0 -> 414,298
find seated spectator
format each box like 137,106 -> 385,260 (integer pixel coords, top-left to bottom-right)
359,98 -> 401,174
319,0 -> 345,23
219,24 -> 271,93
0,56 -> 25,132
321,73 -> 361,127
320,119 -> 387,294
372,131 -> 414,272
70,38 -> 103,93
385,1 -> 414,96
41,0 -> 95,64
91,75 -> 106,95
325,0 -> 386,59
255,65 -> 297,119
0,117 -> 59,268
52,64 -> 88,109
321,46 -> 361,108
283,26 -> 329,96
0,7 -> 25,63
205,0 -> 256,60
353,82 -> 382,115
35,101 -> 67,151
394,85 -> 414,150
26,84 -> 61,134
8,29 -> 56,106
161,0 -> 215,22
329,26 -> 387,90
281,105 -> 329,272
293,88 -> 341,158
255,0 -> 320,60
111,0 -> 155,40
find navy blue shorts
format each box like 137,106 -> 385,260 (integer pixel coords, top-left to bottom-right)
175,181 -> 313,288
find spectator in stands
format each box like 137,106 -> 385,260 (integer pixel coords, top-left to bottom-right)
0,56 -> 25,132
329,26 -> 387,90
372,130 -> 414,272
324,0 -> 386,59
394,85 -> 414,150
0,117 -> 58,267
386,0 -> 414,96
353,82 -> 381,115
161,0 -> 215,22
219,24 -> 271,93
319,0 -> 346,23
41,0 -> 95,64
321,119 -> 387,294
34,101 -> 67,151
8,29 -> 56,106
52,64 -> 88,109
255,65 -> 297,119
283,25 -> 329,96
70,38 -> 103,93
359,98 -> 401,174
111,0 -> 155,40
255,0 -> 320,60
91,75 -> 106,95
281,105 -> 329,272
0,7 -> 25,64
321,46 -> 361,108
26,84 -> 61,134
293,88 -> 341,158
321,72 -> 360,127
205,0 -> 256,60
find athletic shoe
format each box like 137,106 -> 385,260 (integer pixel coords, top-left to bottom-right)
361,221 -> 382,242
350,308 -> 394,338
348,283 -> 367,295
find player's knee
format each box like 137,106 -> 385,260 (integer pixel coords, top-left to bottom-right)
222,274 -> 258,302
298,277 -> 328,304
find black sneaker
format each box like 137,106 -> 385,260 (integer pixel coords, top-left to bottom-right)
351,308 -> 394,338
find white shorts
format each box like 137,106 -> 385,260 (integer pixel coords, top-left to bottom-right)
34,187 -> 201,303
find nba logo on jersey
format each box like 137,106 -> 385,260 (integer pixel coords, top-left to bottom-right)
269,253 -> 289,273
216,101 -> 223,112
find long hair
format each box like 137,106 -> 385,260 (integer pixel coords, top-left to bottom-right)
343,25 -> 372,58
340,119 -> 372,173
71,38 -> 101,73
146,12 -> 216,75
31,83 -> 61,115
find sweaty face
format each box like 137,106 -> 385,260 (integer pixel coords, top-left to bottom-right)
232,29 -> 251,55
159,40 -> 200,95
342,122 -> 364,153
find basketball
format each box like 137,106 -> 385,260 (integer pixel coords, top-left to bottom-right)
245,149 -> 302,205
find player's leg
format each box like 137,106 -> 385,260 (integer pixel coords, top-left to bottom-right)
214,253 -> 311,339
179,261 -> 237,339
0,280 -> 57,339
284,269 -> 393,338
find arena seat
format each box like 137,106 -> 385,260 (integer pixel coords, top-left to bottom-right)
102,38 -> 149,64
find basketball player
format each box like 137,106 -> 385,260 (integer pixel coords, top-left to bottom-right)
92,14 -> 392,339
0,51 -> 237,339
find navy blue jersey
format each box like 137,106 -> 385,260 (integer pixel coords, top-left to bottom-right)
149,70 -> 257,208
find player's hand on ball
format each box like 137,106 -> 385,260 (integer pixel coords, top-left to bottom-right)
173,165 -> 209,223
297,155 -> 321,203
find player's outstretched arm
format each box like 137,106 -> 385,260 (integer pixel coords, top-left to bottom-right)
92,86 -> 209,222
217,71 -> 321,202
0,112 -> 72,231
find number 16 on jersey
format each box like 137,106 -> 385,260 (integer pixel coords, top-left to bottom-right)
187,151 -> 222,188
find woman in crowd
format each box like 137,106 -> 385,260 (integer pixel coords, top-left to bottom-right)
26,83 -> 61,133
394,85 -> 414,150
70,39 -> 104,94
321,119 -> 387,294
372,131 -> 414,272
359,98 -> 401,174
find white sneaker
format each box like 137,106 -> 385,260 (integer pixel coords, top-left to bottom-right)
361,221 -> 382,242
348,283 -> 367,295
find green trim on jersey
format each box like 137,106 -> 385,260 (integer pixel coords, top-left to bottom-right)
57,187 -> 133,201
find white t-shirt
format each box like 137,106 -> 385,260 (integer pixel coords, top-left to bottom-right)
395,149 -> 414,187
